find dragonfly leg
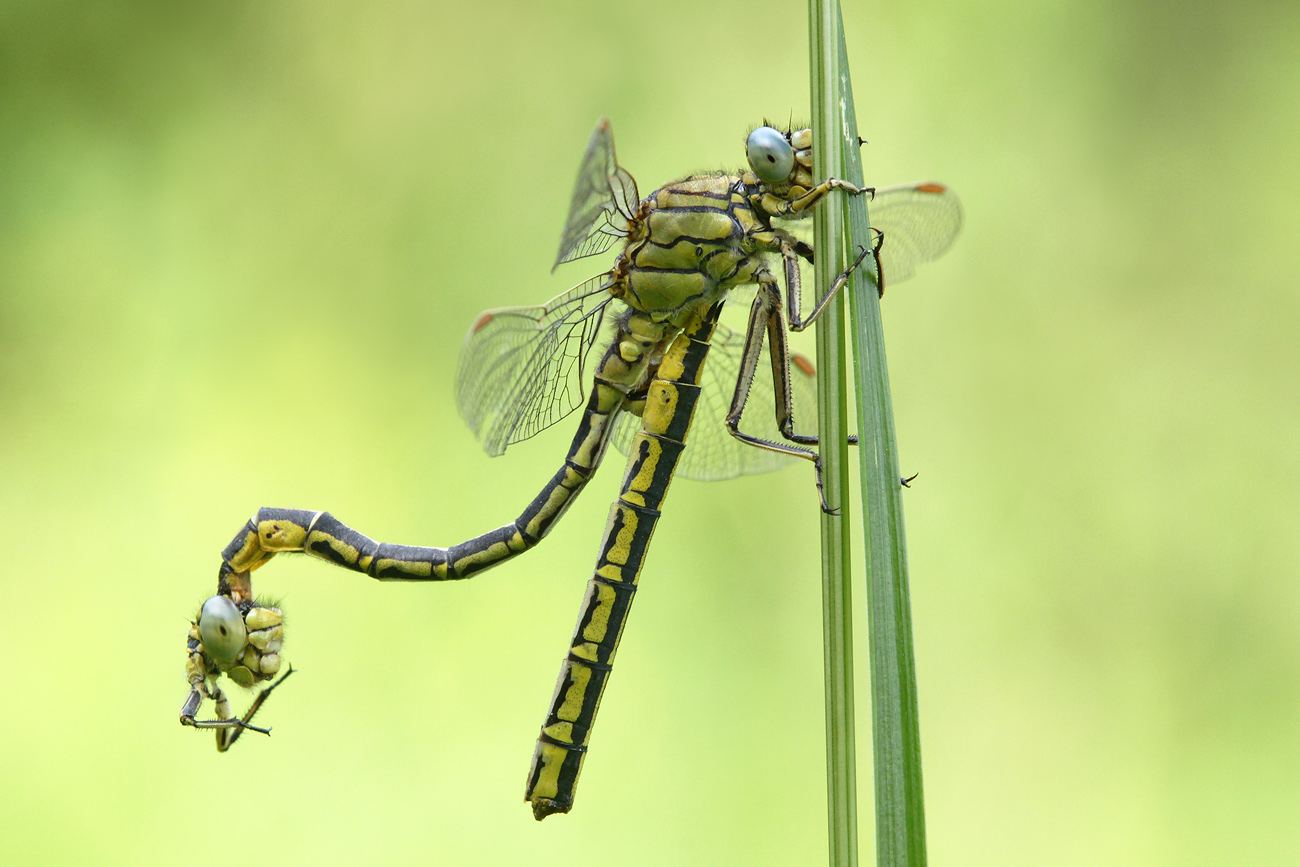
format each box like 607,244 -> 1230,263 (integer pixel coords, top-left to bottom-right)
179,679 -> 207,728
750,178 -> 871,220
214,666 -> 295,751
789,177 -> 868,212
749,224 -> 874,336
721,275 -> 841,513
179,679 -> 267,739
785,227 -> 884,333
180,661 -> 293,750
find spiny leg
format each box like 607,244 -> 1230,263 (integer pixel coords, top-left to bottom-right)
740,239 -> 867,455
722,275 -> 841,513
774,227 -> 929,488
179,680 -> 205,727
741,230 -> 861,449
180,680 -> 272,740
789,178 -> 873,214
784,226 -> 884,332
722,248 -> 925,510
180,667 -> 294,749
773,229 -> 920,490
216,666 -> 295,751
750,178 -> 873,221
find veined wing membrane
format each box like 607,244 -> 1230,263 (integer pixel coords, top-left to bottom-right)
871,182 -> 963,287
609,317 -> 820,482
457,275 -> 616,456
554,119 -> 641,270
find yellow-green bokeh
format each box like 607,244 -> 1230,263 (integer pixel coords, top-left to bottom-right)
2,0 -> 1298,864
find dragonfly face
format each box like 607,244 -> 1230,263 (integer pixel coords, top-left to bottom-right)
746,126 -> 798,182
180,594 -> 289,750
184,118 -> 960,817
190,595 -> 284,687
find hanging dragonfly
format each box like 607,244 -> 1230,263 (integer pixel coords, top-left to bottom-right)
179,119 -> 961,819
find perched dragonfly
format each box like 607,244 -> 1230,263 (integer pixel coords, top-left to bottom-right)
179,120 -> 961,819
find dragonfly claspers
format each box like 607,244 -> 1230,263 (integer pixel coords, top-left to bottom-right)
180,120 -> 961,819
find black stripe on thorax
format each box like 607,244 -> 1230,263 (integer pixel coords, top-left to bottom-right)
654,203 -> 744,216
658,184 -> 733,200
642,233 -> 740,250
626,265 -> 715,275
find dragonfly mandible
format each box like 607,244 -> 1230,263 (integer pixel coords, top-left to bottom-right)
179,119 -> 961,819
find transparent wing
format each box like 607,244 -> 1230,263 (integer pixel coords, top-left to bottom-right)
554,119 -> 641,270
608,316 -> 820,481
870,182 -> 963,287
457,275 -> 617,456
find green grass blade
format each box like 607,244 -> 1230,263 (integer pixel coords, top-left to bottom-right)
833,24 -> 929,864
808,2 -> 858,866
809,3 -> 929,866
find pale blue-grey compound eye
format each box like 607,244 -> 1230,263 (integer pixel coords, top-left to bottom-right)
746,127 -> 795,184
198,595 -> 247,661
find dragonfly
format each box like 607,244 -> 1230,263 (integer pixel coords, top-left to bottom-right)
179,119 -> 961,819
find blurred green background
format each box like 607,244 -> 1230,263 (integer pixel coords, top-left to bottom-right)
3,0 -> 1298,864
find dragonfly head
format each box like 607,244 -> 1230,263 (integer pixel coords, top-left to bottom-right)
746,126 -> 795,183
188,594 -> 285,688
746,125 -> 816,193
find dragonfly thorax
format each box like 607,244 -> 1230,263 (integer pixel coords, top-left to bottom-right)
608,174 -> 770,318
